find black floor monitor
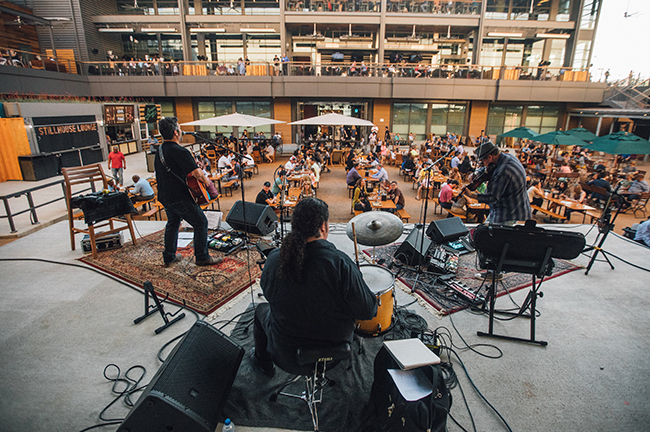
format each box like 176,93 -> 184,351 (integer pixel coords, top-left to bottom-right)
426,217 -> 469,244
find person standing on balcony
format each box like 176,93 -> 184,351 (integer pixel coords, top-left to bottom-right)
281,53 -> 289,75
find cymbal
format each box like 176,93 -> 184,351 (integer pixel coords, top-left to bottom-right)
347,211 -> 404,246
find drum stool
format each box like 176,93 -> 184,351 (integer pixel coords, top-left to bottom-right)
270,342 -> 351,431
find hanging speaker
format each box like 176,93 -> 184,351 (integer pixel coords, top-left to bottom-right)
117,321 -> 244,432
226,200 -> 277,235
394,229 -> 432,266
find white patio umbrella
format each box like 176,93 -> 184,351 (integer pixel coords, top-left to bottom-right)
288,113 -> 375,126
181,112 -> 285,127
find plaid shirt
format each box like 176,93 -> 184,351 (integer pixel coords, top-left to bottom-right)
477,152 -> 532,224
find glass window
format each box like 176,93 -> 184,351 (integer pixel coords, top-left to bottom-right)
572,40 -> 592,70
524,105 -> 560,134
548,39 -> 566,68
487,104 -> 523,136
580,0 -> 601,30
237,101 -> 272,135
393,103 -> 428,141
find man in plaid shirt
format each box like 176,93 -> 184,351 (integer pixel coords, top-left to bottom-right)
464,142 -> 531,225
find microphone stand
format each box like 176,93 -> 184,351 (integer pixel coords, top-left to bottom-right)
184,132 -> 250,245
583,182 -> 624,275
273,165 -> 287,242
412,149 -> 452,293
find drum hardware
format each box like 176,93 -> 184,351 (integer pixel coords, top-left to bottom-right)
351,221 -> 360,269
347,212 -> 404,264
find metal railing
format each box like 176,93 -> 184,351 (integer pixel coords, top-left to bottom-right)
2,46 -> 596,83
1,180 -> 67,233
603,77 -> 650,109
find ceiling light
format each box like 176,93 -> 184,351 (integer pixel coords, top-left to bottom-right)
536,33 -> 570,39
487,32 -> 523,38
190,27 -> 225,33
141,28 -> 177,33
98,27 -> 134,33
240,28 -> 276,33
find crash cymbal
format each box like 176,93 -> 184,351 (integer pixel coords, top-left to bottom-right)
347,211 -> 404,246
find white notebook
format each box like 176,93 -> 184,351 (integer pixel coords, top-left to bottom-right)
383,338 -> 441,370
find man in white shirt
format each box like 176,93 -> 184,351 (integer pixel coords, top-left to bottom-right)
218,152 -> 231,170
309,157 -> 320,183
129,175 -> 155,203
451,151 -> 460,169
284,156 -> 297,174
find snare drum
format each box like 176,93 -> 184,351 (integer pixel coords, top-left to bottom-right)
356,264 -> 395,335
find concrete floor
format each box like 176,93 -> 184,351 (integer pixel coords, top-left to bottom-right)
0,219 -> 649,432
1,146 -> 649,431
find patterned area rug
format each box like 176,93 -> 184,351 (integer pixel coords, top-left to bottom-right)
79,230 -> 261,315
364,243 -> 582,315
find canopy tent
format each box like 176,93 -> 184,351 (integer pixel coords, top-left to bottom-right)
497,127 -> 540,140
583,131 -> 650,155
181,112 -> 285,127
567,127 -> 598,143
288,113 -> 375,126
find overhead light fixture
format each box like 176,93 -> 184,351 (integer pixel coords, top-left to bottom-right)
141,28 -> 177,33
99,27 -> 134,33
42,17 -> 71,21
190,27 -> 225,33
487,32 -> 523,38
536,33 -> 570,39
240,28 -> 275,33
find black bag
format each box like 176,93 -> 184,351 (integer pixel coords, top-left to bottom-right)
367,346 -> 451,432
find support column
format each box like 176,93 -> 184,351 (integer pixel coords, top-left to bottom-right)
473,0 -> 487,65
178,0 -> 191,61
595,116 -> 602,136
378,0 -> 387,64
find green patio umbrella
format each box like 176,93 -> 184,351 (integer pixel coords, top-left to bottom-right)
583,131 -> 650,155
567,127 -> 598,143
533,130 -> 588,146
497,127 -> 540,140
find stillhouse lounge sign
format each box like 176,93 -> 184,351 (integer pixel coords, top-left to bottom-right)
37,122 -> 98,136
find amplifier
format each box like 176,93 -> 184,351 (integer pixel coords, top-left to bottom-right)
81,233 -> 123,254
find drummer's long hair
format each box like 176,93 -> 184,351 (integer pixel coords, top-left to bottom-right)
279,198 -> 329,284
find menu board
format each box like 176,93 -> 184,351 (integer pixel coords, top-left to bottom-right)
105,105 -> 135,125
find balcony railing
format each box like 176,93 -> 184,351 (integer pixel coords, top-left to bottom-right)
285,0 -> 481,14
2,47 -> 598,83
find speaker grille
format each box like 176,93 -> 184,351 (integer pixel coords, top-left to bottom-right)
151,322 -> 244,423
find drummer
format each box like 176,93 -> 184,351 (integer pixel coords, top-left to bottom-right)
251,198 -> 377,376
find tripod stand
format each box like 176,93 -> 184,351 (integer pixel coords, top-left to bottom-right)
584,185 -> 625,275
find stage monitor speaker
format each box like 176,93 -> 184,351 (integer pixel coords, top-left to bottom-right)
394,228 -> 432,266
226,200 -> 277,235
426,217 -> 469,244
117,321 -> 244,432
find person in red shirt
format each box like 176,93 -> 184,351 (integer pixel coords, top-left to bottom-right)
439,179 -> 459,210
107,146 -> 126,187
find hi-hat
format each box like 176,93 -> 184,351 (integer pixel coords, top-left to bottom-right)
347,212 -> 404,246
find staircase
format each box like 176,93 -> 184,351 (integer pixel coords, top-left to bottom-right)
603,77 -> 650,109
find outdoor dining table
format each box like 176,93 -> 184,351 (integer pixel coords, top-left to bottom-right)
368,194 -> 396,211
542,192 -> 596,222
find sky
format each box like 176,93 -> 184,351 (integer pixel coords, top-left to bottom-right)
590,0 -> 650,81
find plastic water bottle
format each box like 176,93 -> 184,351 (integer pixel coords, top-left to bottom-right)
222,418 -> 235,432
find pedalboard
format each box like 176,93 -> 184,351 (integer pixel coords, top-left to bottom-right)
443,279 -> 485,306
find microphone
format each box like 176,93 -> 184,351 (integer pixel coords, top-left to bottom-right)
183,131 -> 199,136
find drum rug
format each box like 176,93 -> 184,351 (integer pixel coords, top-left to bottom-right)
364,244 -> 583,316
223,304 -> 409,431
79,229 -> 261,315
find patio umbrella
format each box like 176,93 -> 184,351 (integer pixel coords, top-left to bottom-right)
583,131 -> 650,155
288,113 -> 375,126
567,127 -> 598,143
497,127 -> 540,140
181,112 -> 285,127
533,130 -> 588,146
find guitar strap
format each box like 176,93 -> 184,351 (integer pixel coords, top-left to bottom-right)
158,141 -> 202,202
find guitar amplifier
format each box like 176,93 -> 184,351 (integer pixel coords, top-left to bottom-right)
81,233 -> 123,254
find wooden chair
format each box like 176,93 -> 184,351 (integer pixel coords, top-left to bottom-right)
252,150 -> 263,164
630,192 -> 650,218
62,164 -> 136,259
206,150 -> 218,173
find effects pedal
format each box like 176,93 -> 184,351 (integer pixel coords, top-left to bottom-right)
428,246 -> 459,274
443,279 -> 485,306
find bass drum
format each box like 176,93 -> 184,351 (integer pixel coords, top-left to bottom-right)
356,264 -> 396,336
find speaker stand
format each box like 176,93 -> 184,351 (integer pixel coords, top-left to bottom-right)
134,281 -> 186,334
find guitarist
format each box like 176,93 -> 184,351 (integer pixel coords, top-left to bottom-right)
155,117 -> 221,267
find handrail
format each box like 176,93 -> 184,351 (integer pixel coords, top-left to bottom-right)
0,180 -> 67,233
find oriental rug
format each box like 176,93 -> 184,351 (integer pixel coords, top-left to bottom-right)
364,243 -> 582,316
79,230 -> 261,315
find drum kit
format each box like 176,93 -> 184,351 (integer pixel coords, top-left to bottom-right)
346,212 -> 404,336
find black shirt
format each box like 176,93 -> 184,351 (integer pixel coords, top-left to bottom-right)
154,141 -> 198,205
261,240 -> 377,357
255,189 -> 274,205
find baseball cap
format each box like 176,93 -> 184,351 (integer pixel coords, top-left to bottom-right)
264,181 -> 271,187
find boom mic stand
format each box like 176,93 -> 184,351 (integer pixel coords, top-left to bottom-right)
411,150 -> 452,293
583,183 -> 624,275
273,165 -> 287,243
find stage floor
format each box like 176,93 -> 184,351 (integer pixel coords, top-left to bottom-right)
0,220 -> 649,432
